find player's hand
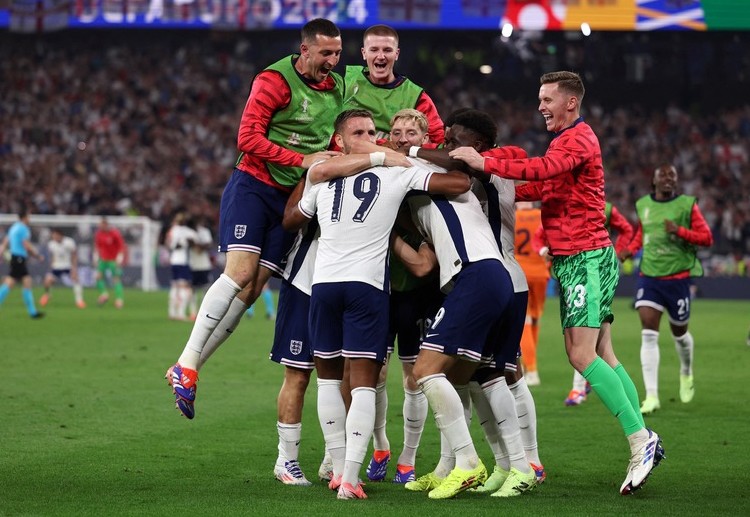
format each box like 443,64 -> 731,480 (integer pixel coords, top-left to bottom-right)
302,151 -> 342,169
349,140 -> 383,154
449,146 -> 485,171
617,249 -> 631,261
664,219 -> 679,234
383,150 -> 410,167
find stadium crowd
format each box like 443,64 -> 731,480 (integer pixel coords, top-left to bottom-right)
1,30 -> 748,273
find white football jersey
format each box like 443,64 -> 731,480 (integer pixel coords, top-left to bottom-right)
472,177 -> 528,293
299,164 -> 434,291
282,219 -> 320,296
408,189 -> 505,291
167,225 -> 198,266
48,236 -> 76,270
189,225 -> 213,271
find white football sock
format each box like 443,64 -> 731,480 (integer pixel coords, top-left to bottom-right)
509,377 -> 541,466
168,285 -> 178,318
277,422 -> 302,463
434,431 -> 456,478
197,296 -> 248,368
343,387 -> 376,486
317,379 -> 347,479
179,274 -> 240,369
372,382 -> 390,452
469,381 -> 508,470
418,374 -> 478,471
673,331 -> 694,376
572,369 -> 587,392
73,284 -> 83,304
641,330 -> 660,398
483,377 -> 530,474
397,389 -> 427,466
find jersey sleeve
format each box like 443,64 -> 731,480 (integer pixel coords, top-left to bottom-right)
237,70 -> 305,167
402,165 -> 433,192
485,131 -> 590,181
297,183 -> 320,219
484,146 -> 528,160
609,205 -> 634,254
625,223 -> 643,255
676,203 -> 714,247
515,182 -> 543,201
415,91 -> 444,145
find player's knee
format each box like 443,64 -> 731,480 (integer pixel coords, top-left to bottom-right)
284,367 -> 312,393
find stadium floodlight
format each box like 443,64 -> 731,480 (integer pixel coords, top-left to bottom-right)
501,23 -> 514,38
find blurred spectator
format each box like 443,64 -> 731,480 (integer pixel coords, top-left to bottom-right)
1,29 -> 748,274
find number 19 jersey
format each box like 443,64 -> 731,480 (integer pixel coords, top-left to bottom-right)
298,164 -> 434,291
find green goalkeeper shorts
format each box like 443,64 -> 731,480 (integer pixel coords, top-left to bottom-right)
552,246 -> 618,330
97,260 -> 122,278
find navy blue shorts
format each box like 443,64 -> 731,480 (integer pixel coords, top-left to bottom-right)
420,260 -> 513,362
191,269 -> 211,288
635,275 -> 692,325
388,281 -> 444,363
218,169 -> 295,276
310,282 -> 389,363
477,290 -> 528,375
51,268 -> 71,280
170,265 -> 192,282
270,279 -> 314,370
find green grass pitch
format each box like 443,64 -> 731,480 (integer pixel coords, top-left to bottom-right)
2,289 -> 748,516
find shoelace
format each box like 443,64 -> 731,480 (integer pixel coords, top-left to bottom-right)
285,460 -> 305,479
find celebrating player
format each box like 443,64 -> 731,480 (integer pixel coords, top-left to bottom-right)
344,24 -> 443,144
166,18 -> 344,419
619,164 -> 713,414
283,108 -> 469,500
449,71 -> 664,495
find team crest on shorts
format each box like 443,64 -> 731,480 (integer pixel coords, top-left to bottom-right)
289,340 -> 303,355
234,225 -> 247,239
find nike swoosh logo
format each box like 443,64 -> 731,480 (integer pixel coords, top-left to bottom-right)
206,314 -> 221,321
424,333 -> 439,339
406,417 -> 418,422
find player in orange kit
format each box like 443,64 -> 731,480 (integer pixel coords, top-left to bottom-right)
514,202 -> 550,385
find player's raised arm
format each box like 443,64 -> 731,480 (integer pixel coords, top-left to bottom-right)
282,177 -> 314,232
390,233 -> 437,278
425,170 -> 471,196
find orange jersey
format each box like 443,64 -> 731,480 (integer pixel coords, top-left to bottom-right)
515,208 -> 550,280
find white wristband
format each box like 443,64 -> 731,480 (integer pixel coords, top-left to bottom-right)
369,151 -> 386,167
409,146 -> 420,158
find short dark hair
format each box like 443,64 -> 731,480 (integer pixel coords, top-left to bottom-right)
334,108 -> 374,134
301,18 -> 340,43
363,24 -> 399,45
444,107 -> 473,129
541,71 -> 585,102
452,109 -> 497,148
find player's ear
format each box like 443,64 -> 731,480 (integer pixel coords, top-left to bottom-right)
361,47 -> 366,61
334,133 -> 344,150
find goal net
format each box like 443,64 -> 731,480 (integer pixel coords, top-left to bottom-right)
0,214 -> 162,291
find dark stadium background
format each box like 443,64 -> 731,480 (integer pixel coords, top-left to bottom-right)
1,1 -> 749,292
